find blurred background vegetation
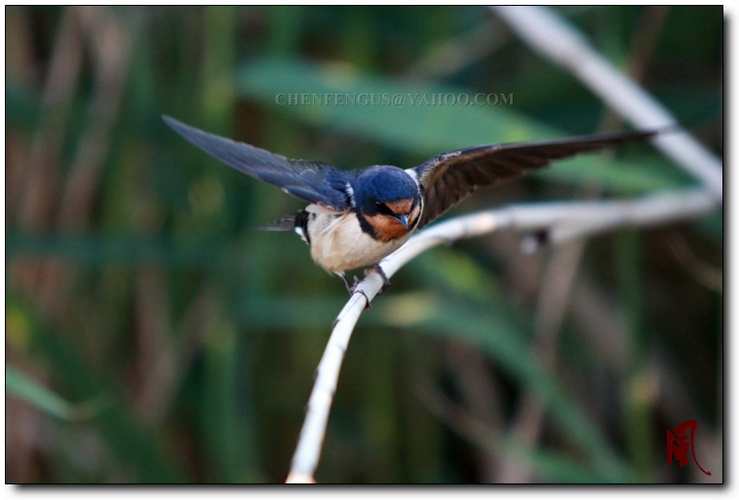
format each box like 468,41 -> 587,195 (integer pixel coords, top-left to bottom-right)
6,6 -> 722,483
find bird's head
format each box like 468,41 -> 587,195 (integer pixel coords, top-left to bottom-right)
353,166 -> 422,242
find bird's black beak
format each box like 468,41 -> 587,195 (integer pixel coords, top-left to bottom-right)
392,213 -> 410,229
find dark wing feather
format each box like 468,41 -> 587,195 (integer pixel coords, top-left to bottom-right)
412,129 -> 657,228
163,115 -> 352,210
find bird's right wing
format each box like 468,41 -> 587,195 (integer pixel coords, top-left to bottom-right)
163,115 -> 353,211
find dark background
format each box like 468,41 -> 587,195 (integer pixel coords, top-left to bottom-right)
6,6 -> 722,483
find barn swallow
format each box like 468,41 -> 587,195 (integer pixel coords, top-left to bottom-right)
163,115 -> 655,293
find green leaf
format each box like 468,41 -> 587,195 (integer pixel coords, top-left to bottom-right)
6,81 -> 41,130
7,366 -> 80,421
410,296 -> 632,481
7,296 -> 184,482
380,247 -> 631,481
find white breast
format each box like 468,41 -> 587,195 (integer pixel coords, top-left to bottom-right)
304,205 -> 409,274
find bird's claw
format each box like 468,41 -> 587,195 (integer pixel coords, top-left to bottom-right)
350,277 -> 373,309
338,265 -> 390,310
352,275 -> 363,289
339,273 -> 372,309
367,264 -> 391,293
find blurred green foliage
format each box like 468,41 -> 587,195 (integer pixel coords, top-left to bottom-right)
6,6 -> 722,483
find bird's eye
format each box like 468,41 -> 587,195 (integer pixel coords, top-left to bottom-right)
374,200 -> 387,211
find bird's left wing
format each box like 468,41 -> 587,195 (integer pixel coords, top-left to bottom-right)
163,115 -> 353,211
410,129 -> 657,229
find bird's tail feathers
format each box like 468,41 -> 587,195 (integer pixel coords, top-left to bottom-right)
259,214 -> 297,231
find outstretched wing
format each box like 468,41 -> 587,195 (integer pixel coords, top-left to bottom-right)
411,129 -> 657,229
163,115 -> 353,211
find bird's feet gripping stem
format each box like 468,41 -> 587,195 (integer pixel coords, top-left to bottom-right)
337,265 -> 391,310
365,263 -> 391,293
